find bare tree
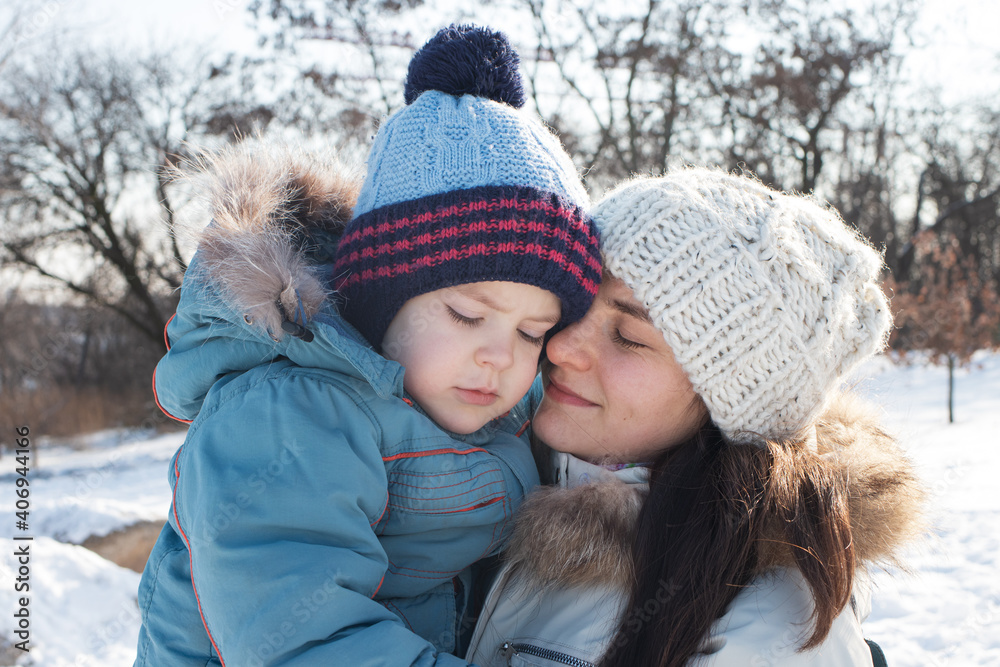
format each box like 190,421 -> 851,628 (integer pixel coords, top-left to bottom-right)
897,104 -> 1000,285
248,0 -> 741,187
511,0 -> 739,187
248,0 -> 424,144
0,48 -> 272,342
0,10 -> 19,70
716,0 -> 917,193
826,10 -> 915,270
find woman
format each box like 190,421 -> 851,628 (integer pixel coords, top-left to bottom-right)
466,168 -> 925,666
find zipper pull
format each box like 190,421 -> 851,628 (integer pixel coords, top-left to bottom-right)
499,642 -> 517,662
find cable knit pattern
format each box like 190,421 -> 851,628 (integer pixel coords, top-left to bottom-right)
352,92 -> 589,217
593,168 -> 891,442
335,25 -> 599,348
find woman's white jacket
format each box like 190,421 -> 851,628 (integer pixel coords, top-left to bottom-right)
467,393 -> 925,667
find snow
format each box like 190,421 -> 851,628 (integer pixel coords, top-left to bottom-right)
0,538 -> 143,667
854,351 -> 1000,666
10,431 -> 183,545
0,354 -> 998,665
0,430 -> 182,666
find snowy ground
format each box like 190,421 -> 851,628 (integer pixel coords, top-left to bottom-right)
854,351 -> 1000,666
0,354 -> 997,666
0,431 -> 183,666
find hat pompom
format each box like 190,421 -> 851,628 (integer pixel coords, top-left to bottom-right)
403,24 -> 525,108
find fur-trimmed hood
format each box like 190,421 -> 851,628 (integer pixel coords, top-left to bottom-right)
182,140 -> 360,340
153,141 -> 407,424
503,391 -> 926,591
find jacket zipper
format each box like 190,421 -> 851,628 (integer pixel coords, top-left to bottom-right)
500,642 -> 596,667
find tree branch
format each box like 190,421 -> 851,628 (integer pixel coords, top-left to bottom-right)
3,243 -> 159,341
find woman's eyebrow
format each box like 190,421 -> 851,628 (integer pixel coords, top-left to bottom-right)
609,298 -> 653,323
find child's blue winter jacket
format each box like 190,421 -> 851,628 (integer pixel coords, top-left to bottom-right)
133,144 -> 540,666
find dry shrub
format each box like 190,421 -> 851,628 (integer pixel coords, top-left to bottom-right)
886,231 -> 1000,360
0,385 -> 165,446
0,294 -> 173,447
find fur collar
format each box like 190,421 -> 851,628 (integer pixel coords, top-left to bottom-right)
183,140 -> 361,340
504,391 -> 926,590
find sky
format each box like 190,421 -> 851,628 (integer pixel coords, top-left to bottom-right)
909,0 -> 1000,103
3,0 -> 999,107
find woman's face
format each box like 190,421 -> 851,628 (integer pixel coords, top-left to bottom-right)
533,276 -> 707,463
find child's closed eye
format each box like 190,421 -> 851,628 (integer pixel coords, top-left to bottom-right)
517,330 -> 546,346
447,306 -> 481,327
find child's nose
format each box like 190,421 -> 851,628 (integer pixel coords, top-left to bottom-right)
475,333 -> 515,371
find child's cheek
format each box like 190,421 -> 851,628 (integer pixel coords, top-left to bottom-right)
512,356 -> 540,396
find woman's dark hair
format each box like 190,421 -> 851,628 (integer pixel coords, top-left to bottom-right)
599,422 -> 854,667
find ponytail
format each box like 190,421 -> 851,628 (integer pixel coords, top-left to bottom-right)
599,425 -> 854,667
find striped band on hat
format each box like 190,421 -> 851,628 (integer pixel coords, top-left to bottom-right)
334,184 -> 601,347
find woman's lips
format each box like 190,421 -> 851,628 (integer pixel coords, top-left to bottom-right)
545,377 -> 596,407
456,388 -> 500,406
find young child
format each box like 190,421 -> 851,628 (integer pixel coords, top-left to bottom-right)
134,25 -> 600,667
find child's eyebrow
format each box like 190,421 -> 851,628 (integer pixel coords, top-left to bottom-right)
608,298 -> 653,323
453,285 -> 561,323
528,310 -> 562,324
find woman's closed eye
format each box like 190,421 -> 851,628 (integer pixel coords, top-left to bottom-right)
612,328 -> 645,350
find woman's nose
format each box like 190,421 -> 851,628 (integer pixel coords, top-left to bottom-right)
545,318 -> 593,371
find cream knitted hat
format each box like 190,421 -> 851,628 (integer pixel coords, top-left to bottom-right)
592,168 -> 891,443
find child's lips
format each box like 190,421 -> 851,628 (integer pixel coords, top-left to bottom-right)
456,388 -> 500,406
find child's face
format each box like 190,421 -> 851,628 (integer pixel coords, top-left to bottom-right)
382,281 -> 561,434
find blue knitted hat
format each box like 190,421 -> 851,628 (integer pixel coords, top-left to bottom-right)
334,24 -> 601,348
